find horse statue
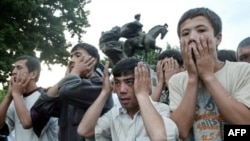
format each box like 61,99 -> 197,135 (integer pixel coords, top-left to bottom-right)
99,26 -> 128,65
121,23 -> 168,59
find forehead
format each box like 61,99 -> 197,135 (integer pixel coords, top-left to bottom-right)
238,45 -> 250,54
14,59 -> 27,66
114,74 -> 134,81
180,16 -> 212,31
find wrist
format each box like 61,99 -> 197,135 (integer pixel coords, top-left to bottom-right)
135,92 -> 150,99
201,74 -> 215,83
5,94 -> 13,100
12,93 -> 22,99
70,70 -> 81,76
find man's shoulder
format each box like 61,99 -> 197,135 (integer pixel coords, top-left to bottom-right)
220,61 -> 250,75
169,71 -> 188,83
152,101 -> 170,111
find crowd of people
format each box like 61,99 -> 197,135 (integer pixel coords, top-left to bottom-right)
1,7 -> 250,141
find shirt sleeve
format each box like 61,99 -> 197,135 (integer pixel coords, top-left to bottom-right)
168,74 -> 185,112
155,102 -> 180,141
31,90 -> 60,137
4,102 -> 15,134
95,110 -> 112,141
233,63 -> 250,108
162,117 -> 180,141
58,74 -> 102,107
58,74 -> 113,111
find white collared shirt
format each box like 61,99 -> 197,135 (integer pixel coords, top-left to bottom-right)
95,98 -> 179,141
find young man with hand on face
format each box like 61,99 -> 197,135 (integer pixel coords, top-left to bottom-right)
169,7 -> 250,140
77,57 -> 179,141
0,55 -> 58,141
151,49 -> 185,105
31,43 -> 113,141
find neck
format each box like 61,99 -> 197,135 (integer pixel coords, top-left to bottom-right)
25,82 -> 38,93
214,60 -> 225,72
127,106 -> 140,119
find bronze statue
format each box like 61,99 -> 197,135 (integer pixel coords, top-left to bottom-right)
121,23 -> 168,59
120,14 -> 143,38
98,14 -> 168,64
99,26 -> 127,65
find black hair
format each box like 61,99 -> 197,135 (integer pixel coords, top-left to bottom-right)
71,43 -> 100,69
177,7 -> 222,38
236,36 -> 250,59
15,55 -> 41,82
217,49 -> 237,62
158,49 -> 183,66
237,37 -> 250,48
112,57 -> 141,77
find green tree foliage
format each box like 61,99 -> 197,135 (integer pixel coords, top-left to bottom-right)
132,42 -> 180,66
0,89 -> 6,103
0,0 -> 91,87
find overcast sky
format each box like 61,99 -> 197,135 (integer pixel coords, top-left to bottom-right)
38,0 -> 250,87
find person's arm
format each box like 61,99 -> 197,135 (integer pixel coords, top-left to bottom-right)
151,60 -> 164,101
58,74 -> 104,108
0,84 -> 12,129
135,62 -> 167,141
170,39 -> 199,139
77,62 -> 112,138
11,74 -> 32,129
58,56 -> 111,109
197,36 -> 250,124
170,76 -> 198,139
31,90 -> 60,137
46,83 -> 60,96
202,74 -> 250,124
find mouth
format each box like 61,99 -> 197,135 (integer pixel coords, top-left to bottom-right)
191,48 -> 196,63
120,98 -> 130,105
188,41 -> 196,63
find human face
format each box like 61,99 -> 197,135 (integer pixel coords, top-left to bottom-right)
113,74 -> 139,114
12,60 -> 30,82
237,46 -> 250,63
179,16 -> 221,53
68,48 -> 95,76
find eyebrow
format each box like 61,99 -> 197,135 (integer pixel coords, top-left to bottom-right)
114,77 -> 134,81
182,24 -> 207,32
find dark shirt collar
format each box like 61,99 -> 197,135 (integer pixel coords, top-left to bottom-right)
23,87 -> 41,97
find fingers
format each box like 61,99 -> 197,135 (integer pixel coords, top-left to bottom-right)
137,62 -> 149,79
156,60 -> 162,72
156,60 -> 164,82
11,72 -> 30,95
103,61 -> 110,78
84,56 -> 96,68
162,58 -> 178,70
207,37 -> 214,53
71,55 -> 97,77
134,62 -> 150,96
13,73 -> 30,86
135,62 -> 148,81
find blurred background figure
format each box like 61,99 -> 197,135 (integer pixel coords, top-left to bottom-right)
217,49 -> 237,62
236,36 -> 250,63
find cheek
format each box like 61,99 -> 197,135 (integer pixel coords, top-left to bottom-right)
113,86 -> 120,93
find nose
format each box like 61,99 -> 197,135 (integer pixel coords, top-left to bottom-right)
118,82 -> 128,94
11,67 -> 17,76
69,56 -> 76,62
189,30 -> 199,42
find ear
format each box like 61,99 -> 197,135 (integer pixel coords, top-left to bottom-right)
30,70 -> 38,80
215,33 -> 222,47
180,65 -> 186,71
